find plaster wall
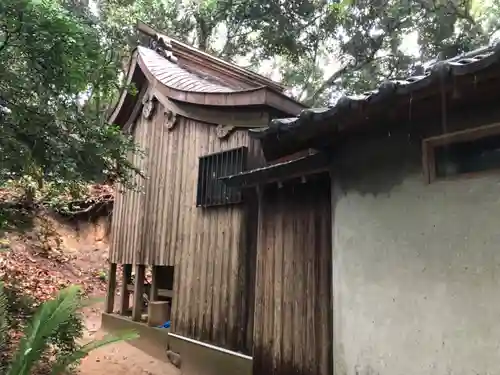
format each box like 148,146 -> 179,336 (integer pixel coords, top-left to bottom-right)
333,134 -> 500,375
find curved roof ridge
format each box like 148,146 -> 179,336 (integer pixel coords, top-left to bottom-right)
137,46 -> 236,93
137,21 -> 285,93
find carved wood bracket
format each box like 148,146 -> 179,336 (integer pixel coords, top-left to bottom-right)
164,109 -> 178,130
142,94 -> 157,120
216,124 -> 236,139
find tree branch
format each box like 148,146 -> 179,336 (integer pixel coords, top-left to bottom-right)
306,53 -> 399,106
305,63 -> 351,106
306,4 -> 413,106
297,40 -> 321,102
219,18 -> 245,59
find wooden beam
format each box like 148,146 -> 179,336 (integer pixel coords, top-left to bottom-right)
154,91 -> 270,128
126,284 -> 174,298
122,83 -> 149,133
132,264 -> 146,321
424,121 -> 500,146
119,264 -> 132,315
220,152 -> 331,188
150,266 -> 159,302
105,263 -> 117,313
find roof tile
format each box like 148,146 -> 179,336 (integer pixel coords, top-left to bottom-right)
257,42 -> 500,138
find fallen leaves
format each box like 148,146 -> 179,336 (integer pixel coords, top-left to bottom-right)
0,229 -> 108,303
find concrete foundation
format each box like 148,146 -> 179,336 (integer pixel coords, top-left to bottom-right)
101,312 -> 170,363
168,332 -> 252,375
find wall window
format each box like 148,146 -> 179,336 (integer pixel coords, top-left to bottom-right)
423,123 -> 500,183
196,147 -> 247,207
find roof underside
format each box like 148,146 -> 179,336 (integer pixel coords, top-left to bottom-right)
253,42 -> 500,159
220,152 -> 331,188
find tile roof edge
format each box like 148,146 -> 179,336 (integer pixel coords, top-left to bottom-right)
256,41 -> 500,138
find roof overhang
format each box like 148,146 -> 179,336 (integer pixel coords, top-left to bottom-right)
108,47 -> 306,128
252,42 -> 500,161
134,48 -> 304,114
220,152 -> 332,188
108,53 -> 140,126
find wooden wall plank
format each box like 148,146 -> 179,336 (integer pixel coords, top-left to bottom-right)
119,264 -> 132,315
253,174 -> 333,375
105,263 -> 117,313
108,105 -> 264,353
132,264 -> 146,321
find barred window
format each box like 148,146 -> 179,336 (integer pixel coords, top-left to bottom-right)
196,147 -> 247,207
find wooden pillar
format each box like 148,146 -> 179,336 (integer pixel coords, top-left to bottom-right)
150,266 -> 159,302
105,263 -> 117,313
132,264 -> 146,321
119,264 -> 132,315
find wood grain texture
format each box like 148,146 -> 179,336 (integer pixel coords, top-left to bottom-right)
109,103 -> 264,353
105,263 -> 117,313
253,174 -> 333,375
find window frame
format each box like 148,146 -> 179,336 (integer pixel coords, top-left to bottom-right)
422,122 -> 500,183
196,146 -> 248,208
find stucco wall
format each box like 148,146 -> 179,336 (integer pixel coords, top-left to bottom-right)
333,134 -> 500,375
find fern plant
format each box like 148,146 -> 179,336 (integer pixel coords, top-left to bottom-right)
0,284 -> 138,375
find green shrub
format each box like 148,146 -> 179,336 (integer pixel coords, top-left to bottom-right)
0,284 -> 138,375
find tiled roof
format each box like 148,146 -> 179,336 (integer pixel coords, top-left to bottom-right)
255,42 -> 500,137
138,46 -> 235,93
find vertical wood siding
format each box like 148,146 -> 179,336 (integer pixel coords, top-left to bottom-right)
253,174 -> 333,375
110,119 -> 148,266
109,103 -> 263,353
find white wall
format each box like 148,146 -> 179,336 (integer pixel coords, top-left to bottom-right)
333,137 -> 500,375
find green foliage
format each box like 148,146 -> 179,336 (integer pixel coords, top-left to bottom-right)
97,270 -> 108,282
0,0 -> 141,190
2,0 -> 499,144
0,284 -> 138,375
83,0 -> 500,108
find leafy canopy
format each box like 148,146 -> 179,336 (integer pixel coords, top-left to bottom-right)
0,0 -> 140,188
91,0 -> 500,106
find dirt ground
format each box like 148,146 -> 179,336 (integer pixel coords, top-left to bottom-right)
0,211 -> 180,375
78,304 -> 180,375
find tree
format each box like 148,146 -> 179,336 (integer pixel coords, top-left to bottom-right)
0,0 -> 140,194
304,0 -> 496,104
87,0 -> 500,108
91,0 -> 341,69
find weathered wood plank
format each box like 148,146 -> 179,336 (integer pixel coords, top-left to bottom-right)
105,263 -> 117,313
132,264 -> 146,321
253,174 -> 333,375
150,266 -> 159,301
119,264 -> 132,315
110,112 -> 264,353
